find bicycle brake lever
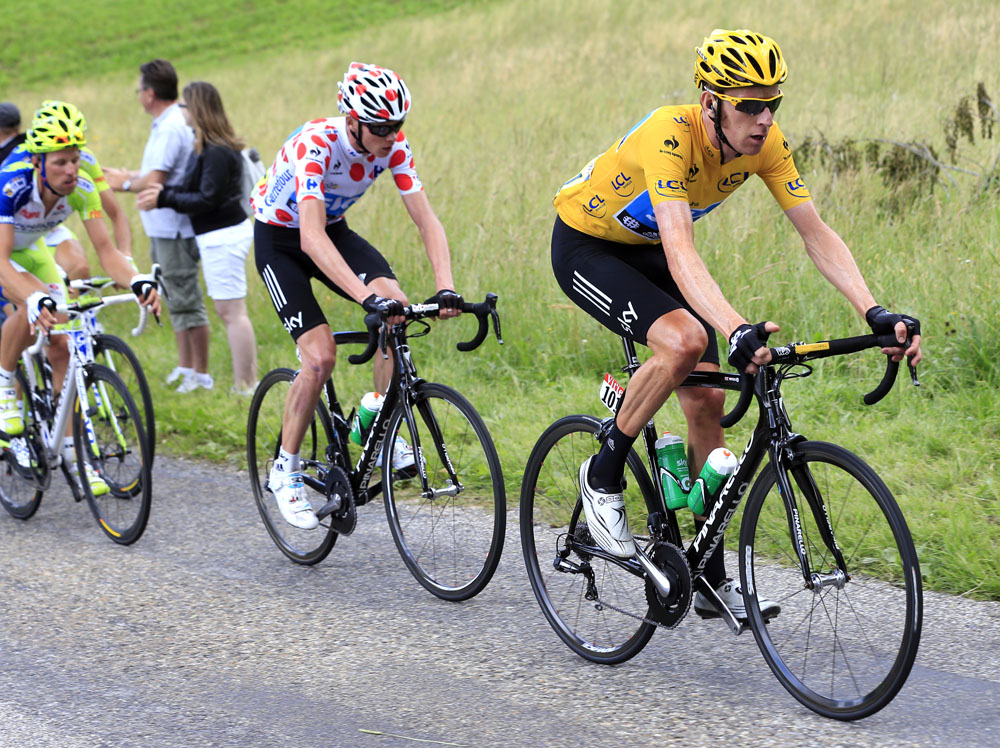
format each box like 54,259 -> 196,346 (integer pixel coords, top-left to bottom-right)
378,321 -> 389,360
489,307 -> 504,345
907,355 -> 920,387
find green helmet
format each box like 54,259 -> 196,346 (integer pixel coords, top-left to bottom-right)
34,99 -> 87,134
25,114 -> 86,154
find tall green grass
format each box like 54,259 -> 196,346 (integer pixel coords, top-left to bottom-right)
6,0 -> 999,598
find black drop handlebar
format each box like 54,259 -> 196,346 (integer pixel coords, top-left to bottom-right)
347,293 -> 503,365
719,327 -> 920,428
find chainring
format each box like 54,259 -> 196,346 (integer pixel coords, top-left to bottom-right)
324,465 -> 356,536
644,541 -> 693,628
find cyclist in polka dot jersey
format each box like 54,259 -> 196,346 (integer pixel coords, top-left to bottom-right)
252,62 -> 464,531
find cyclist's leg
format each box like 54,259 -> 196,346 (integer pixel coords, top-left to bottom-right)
551,217 -> 705,476
322,219 -> 399,394
46,226 -> 91,282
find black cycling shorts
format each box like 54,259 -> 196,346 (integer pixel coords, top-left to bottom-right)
254,218 -> 396,340
550,216 -> 718,364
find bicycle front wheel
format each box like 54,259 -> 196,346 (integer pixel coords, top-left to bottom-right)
0,367 -> 48,519
382,382 -> 505,601
74,364 -> 152,545
520,415 -> 659,665
739,440 -> 922,720
94,334 -> 156,465
247,368 -> 338,564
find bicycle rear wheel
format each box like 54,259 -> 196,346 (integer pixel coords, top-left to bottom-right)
0,368 -> 48,519
382,382 -> 505,601
739,440 -> 922,720
520,415 -> 658,664
94,334 -> 155,465
247,368 -> 338,564
74,364 -> 152,545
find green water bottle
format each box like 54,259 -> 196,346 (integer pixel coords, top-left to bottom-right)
349,391 -> 383,445
655,432 -> 690,510
687,447 -> 738,515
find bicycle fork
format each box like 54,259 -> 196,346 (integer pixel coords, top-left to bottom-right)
771,444 -> 850,591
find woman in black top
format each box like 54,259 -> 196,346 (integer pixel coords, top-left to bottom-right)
138,81 -> 258,394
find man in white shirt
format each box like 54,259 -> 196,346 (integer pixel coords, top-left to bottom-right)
105,59 -> 212,392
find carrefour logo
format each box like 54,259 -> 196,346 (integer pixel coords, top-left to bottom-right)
611,172 -> 635,197
718,171 -> 750,193
654,178 -> 686,197
583,193 -> 607,218
785,178 -> 810,197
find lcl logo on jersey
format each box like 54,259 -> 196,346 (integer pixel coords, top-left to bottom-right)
654,178 -> 686,197
673,116 -> 691,132
611,172 -> 635,197
584,194 -> 607,218
718,171 -> 750,193
785,178 -> 810,197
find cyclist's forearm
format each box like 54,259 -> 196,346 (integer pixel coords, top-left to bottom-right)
655,202 -> 746,335
301,230 -> 370,303
101,190 -> 133,258
421,223 -> 455,291
801,224 -> 877,317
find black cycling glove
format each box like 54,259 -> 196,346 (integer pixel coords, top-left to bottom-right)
424,289 -> 463,311
865,305 -> 921,338
130,273 -> 158,302
728,322 -> 771,373
361,293 -> 404,317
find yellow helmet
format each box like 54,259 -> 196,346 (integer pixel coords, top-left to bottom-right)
25,114 -> 86,154
694,29 -> 787,89
35,99 -> 87,134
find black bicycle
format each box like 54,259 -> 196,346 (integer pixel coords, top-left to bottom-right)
520,328 -> 922,720
248,294 -> 506,601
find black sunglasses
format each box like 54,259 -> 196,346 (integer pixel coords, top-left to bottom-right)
714,90 -> 783,116
365,120 -> 405,137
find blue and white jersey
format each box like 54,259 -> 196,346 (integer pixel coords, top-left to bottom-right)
0,161 -> 102,250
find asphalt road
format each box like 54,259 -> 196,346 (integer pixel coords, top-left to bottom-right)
0,456 -> 997,747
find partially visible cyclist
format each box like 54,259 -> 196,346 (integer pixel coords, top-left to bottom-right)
1,100 -> 135,283
252,61 -> 463,530
550,29 -> 922,620
0,111 -> 160,493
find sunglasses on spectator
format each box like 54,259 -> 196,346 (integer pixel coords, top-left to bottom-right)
712,89 -> 783,116
365,120 -> 405,137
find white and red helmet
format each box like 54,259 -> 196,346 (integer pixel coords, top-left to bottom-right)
337,62 -> 411,123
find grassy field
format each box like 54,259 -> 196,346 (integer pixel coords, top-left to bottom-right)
5,0 -> 999,599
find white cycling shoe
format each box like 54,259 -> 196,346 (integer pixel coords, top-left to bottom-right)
268,465 -> 319,530
377,435 -> 416,471
578,456 -> 636,558
693,578 -> 781,622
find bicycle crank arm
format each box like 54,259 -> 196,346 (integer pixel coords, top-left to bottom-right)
694,576 -> 745,635
635,545 -> 673,600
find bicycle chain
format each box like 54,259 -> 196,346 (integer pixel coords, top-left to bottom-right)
594,541 -> 692,630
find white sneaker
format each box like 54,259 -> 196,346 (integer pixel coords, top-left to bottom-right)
694,578 -> 781,622
176,372 -> 214,394
578,456 -> 636,558
268,466 -> 318,530
376,436 -> 416,471
166,366 -> 191,386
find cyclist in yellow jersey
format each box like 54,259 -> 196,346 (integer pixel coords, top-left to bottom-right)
551,29 -> 922,620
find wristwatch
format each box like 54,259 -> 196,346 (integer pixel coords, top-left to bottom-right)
122,179 -> 132,192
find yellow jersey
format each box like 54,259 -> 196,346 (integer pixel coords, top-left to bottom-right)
554,104 -> 811,244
